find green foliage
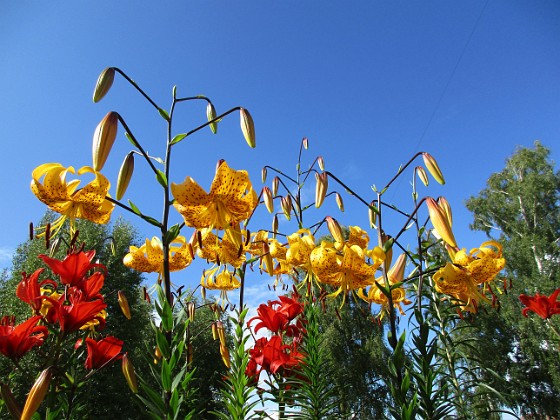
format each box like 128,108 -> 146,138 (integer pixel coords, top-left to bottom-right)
213,307 -> 258,420
464,141 -> 560,417
315,297 -> 391,419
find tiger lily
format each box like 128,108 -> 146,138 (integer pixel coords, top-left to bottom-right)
30,164 -> 114,235
123,236 -> 193,274
432,240 -> 505,312
171,161 -> 258,231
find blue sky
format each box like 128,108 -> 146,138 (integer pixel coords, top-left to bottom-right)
1,2 -> 559,306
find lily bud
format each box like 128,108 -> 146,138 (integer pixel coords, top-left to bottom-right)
382,233 -> 393,268
317,156 -> 325,171
263,187 -> 274,213
281,196 -> 292,220
302,137 -> 309,149
1,382 -> 22,419
121,354 -> 139,393
272,215 -> 278,238
387,254 -> 406,284
437,196 -> 453,228
422,153 -> 445,185
272,176 -> 279,196
335,192 -> 344,212
261,167 -> 267,183
211,322 -> 218,340
21,367 -> 52,420
216,321 -> 227,347
116,152 -> 135,200
187,301 -> 195,322
240,108 -> 256,148
426,197 -> 457,248
369,202 -> 378,229
315,173 -> 328,208
220,344 -> 231,369
93,111 -> 119,171
415,166 -> 429,187
326,216 -> 344,243
206,102 -> 218,134
118,291 -> 132,320
154,347 -> 162,364
262,242 -> 274,276
93,67 -> 115,103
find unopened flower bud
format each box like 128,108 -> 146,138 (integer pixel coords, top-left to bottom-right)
207,102 -> 218,134
216,321 -> 226,347
437,196 -> 453,228
315,173 -> 328,208
261,167 -> 267,183
121,354 -> 138,393
422,153 -> 445,185
154,347 -> 162,364
116,152 -> 134,200
426,197 -> 457,248
387,254 -> 406,284
335,192 -> 344,212
302,137 -> 309,149
415,166 -> 429,187
281,196 -> 293,220
317,156 -> 325,171
1,383 -> 22,420
118,291 -> 132,320
326,216 -> 344,243
93,111 -> 119,171
93,67 -> 115,103
21,367 -> 52,420
262,242 -> 274,276
369,201 -> 378,229
272,176 -> 279,196
272,215 -> 278,238
187,301 -> 195,322
240,108 -> 256,148
263,187 -> 274,213
220,344 -> 231,369
211,322 -> 218,340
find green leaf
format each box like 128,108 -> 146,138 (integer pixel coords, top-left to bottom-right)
158,108 -> 170,121
128,200 -> 142,215
125,132 -> 138,147
163,224 -> 181,245
155,329 -> 171,359
170,133 -> 187,145
156,170 -> 168,188
161,359 -> 172,392
141,215 -> 162,228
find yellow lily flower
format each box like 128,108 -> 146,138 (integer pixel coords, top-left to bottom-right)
358,254 -> 411,315
310,226 -> 385,301
195,228 -> 246,268
123,236 -> 193,274
30,163 -> 114,234
171,161 -> 258,231
432,240 -> 505,312
202,266 -> 241,290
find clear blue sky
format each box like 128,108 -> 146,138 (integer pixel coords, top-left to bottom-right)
1,2 -> 559,305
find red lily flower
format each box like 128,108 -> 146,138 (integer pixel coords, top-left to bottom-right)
519,289 -> 560,319
39,250 -> 103,286
249,336 -> 303,376
0,316 -> 48,360
74,271 -> 105,300
248,304 -> 291,335
84,336 -> 123,369
16,269 -> 57,314
44,292 -> 106,333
